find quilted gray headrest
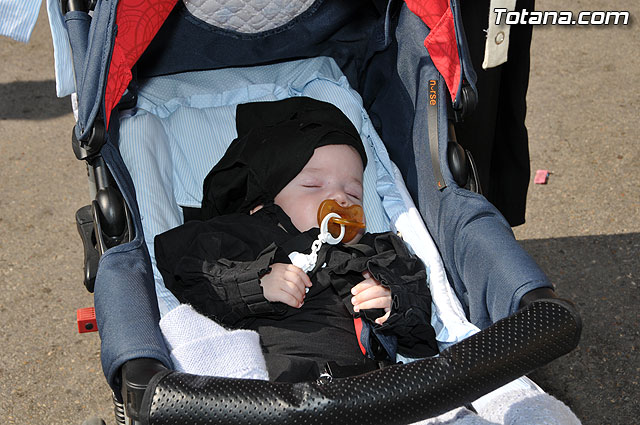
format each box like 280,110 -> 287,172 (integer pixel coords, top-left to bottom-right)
183,0 -> 317,33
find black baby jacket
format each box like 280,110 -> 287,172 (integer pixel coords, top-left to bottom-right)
155,203 -> 438,381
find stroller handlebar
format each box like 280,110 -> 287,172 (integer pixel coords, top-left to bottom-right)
119,298 -> 581,425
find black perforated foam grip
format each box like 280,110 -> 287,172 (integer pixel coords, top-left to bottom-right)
142,299 -> 581,425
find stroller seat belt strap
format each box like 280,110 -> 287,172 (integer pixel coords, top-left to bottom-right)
428,79 -> 446,191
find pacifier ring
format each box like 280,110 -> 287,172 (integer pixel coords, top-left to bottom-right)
320,213 -> 345,245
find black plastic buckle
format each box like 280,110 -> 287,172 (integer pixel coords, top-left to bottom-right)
74,156 -> 134,292
322,358 -> 392,379
60,0 -> 96,14
92,183 -> 133,252
465,148 -> 482,195
323,361 -> 378,379
452,80 -> 478,122
74,195 -> 133,293
76,205 -> 99,293
447,121 -> 482,194
72,119 -> 106,161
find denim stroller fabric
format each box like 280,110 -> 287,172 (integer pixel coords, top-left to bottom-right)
94,138 -> 173,389
66,0 -> 118,140
379,4 -> 553,329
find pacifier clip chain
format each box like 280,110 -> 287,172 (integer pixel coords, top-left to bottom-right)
289,212 -> 345,274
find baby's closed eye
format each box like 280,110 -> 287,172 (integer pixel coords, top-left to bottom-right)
300,177 -> 323,188
347,190 -> 362,200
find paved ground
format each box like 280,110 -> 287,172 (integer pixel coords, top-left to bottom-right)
511,2 -> 639,422
0,1 -> 637,424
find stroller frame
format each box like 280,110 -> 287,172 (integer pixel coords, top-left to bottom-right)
59,0 -> 582,424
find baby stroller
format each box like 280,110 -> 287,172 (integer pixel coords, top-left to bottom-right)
52,0 -> 582,423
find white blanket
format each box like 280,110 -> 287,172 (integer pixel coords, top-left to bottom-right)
160,304 -> 268,380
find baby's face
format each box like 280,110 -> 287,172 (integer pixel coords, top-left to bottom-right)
274,144 -> 365,242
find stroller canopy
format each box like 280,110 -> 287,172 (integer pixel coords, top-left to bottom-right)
73,0 -> 471,137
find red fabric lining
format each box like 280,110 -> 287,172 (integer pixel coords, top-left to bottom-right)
404,0 -> 461,102
103,0 -> 177,128
353,317 -> 366,355
404,0 -> 448,28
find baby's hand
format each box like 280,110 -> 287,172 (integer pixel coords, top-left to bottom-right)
260,263 -> 312,308
351,271 -> 391,324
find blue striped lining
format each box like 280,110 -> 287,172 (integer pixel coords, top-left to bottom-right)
120,57 -> 392,315
0,0 -> 42,43
45,0 -> 75,96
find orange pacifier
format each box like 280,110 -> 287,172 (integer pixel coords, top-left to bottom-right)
317,199 -> 365,243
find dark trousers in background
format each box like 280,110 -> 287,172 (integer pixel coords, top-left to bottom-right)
455,0 -> 535,226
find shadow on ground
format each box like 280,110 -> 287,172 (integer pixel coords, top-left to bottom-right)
0,80 -> 71,120
519,233 -> 639,425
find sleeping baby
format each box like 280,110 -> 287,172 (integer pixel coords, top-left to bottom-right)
155,96 -> 438,382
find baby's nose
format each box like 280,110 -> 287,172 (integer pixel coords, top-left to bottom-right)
333,192 -> 349,206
